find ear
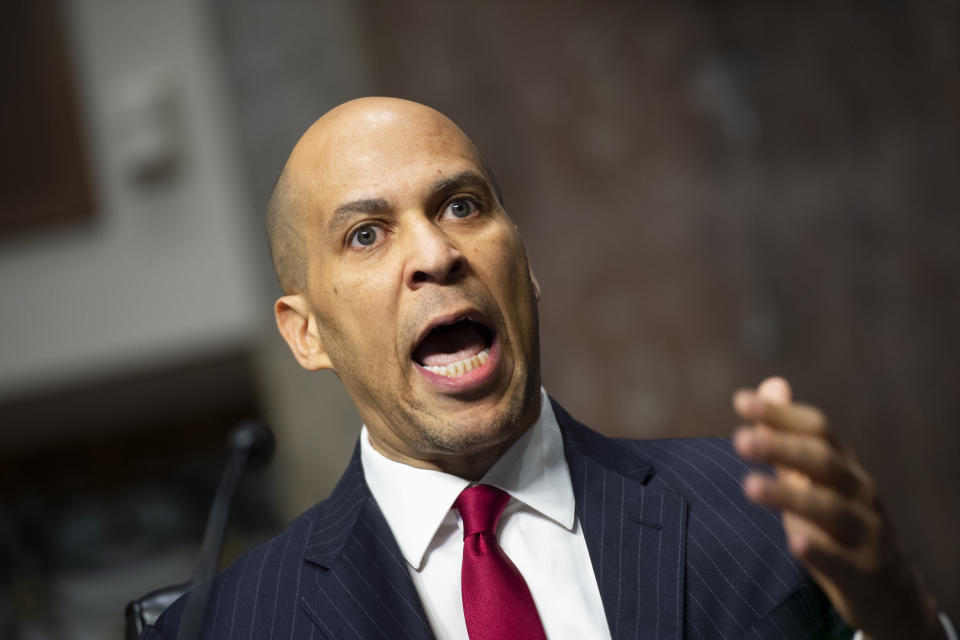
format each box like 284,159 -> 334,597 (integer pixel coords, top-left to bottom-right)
274,294 -> 334,371
528,263 -> 541,302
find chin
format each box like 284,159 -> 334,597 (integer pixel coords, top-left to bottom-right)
416,382 -> 537,455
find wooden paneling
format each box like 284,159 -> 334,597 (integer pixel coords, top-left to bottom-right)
353,0 -> 960,619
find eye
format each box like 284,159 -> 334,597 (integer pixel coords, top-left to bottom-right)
442,198 -> 479,220
349,224 -> 382,248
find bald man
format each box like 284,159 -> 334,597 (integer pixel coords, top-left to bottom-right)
144,98 -> 950,639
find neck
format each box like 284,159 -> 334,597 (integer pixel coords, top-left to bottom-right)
366,392 -> 543,480
363,384 -> 545,479
434,427 -> 530,480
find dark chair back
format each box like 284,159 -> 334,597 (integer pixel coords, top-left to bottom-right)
124,583 -> 189,639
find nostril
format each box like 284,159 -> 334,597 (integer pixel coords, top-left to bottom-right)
411,270 -> 430,284
448,257 -> 466,280
409,255 -> 466,287
405,236 -> 467,287
411,259 -> 464,285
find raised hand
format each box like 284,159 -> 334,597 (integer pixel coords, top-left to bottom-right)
732,377 -> 944,640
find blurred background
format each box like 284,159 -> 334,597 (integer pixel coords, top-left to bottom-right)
0,0 -> 956,637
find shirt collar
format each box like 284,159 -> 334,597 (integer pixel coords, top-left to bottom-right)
360,388 -> 576,571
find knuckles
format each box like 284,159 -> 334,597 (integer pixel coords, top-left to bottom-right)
808,405 -> 829,434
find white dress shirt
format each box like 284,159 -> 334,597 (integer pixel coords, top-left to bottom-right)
360,388 -> 612,640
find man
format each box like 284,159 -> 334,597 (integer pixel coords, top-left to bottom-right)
145,98 -> 951,639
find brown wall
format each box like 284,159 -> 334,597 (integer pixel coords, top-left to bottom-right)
351,0 -> 959,620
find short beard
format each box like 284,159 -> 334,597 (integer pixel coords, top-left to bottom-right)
383,366 -> 540,460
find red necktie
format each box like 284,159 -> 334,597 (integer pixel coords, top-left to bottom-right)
454,484 -> 547,640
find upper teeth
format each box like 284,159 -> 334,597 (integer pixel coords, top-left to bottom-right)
423,348 -> 489,378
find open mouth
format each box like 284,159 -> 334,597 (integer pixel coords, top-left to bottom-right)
412,317 -> 495,378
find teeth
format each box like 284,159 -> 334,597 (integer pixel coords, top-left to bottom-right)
423,348 -> 490,378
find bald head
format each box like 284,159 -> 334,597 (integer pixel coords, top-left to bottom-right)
266,97 -> 499,294
271,97 -> 539,478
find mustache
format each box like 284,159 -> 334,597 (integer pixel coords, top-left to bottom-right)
402,287 -> 501,353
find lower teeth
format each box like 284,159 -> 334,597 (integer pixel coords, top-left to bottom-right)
423,348 -> 489,378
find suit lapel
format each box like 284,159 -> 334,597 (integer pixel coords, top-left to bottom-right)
556,401 -> 688,640
298,449 -> 434,640
293,404 -> 689,640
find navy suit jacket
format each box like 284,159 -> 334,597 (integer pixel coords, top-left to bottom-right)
146,400 -> 849,639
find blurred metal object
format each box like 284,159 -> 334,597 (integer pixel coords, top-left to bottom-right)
124,421 -> 275,638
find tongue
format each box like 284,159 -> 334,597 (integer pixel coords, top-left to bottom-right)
414,322 -> 486,367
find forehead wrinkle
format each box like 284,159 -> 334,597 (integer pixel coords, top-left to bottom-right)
329,168 -> 491,230
294,104 -> 492,247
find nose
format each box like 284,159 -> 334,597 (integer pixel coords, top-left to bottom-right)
402,218 -> 466,289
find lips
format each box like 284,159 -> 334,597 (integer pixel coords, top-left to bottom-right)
411,312 -> 498,386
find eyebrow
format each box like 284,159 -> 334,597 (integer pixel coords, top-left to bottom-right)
328,197 -> 391,234
428,171 -> 494,201
327,170 -> 495,235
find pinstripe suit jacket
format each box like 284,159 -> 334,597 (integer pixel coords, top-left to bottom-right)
145,400 -> 848,639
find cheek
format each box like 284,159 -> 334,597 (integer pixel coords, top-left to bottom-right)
471,230 -> 536,318
317,272 -> 397,352
470,222 -> 524,270
488,233 -> 529,290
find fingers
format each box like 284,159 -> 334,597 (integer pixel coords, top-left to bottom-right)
757,376 -> 791,405
731,379 -> 944,638
778,511 -> 872,599
771,497 -> 945,640
789,511 -> 946,640
743,472 -> 877,547
734,427 -> 871,500
776,508 -> 892,609
790,520 -> 872,580
733,389 -> 829,436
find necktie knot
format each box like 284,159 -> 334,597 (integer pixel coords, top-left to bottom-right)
454,484 -> 510,538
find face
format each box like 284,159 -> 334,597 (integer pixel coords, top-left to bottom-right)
275,100 -> 541,475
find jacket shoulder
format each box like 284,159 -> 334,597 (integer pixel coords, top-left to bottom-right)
633,437 -> 850,637
554,401 -> 849,637
147,504 -> 317,638
147,458 -> 369,639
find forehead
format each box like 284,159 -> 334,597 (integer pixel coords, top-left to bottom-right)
301,109 -> 485,216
